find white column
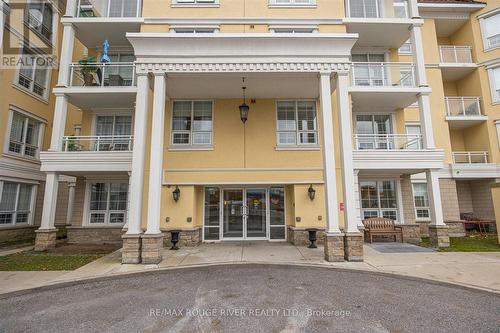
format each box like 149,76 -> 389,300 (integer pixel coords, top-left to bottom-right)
417,93 -> 436,149
410,25 -> 427,87
145,73 -> 166,235
426,170 -> 445,226
127,73 -> 150,235
65,0 -> 77,17
353,170 -> 363,228
336,72 -> 359,234
66,181 -> 76,225
319,72 -> 341,235
40,172 -> 60,230
0,1 -> 6,48
408,0 -> 420,18
49,94 -> 68,151
57,23 -> 75,87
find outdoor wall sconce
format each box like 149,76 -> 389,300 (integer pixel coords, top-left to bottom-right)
172,186 -> 180,202
239,78 -> 249,123
308,184 -> 316,201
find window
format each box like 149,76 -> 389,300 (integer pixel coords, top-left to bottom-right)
171,101 -> 213,146
352,53 -> 386,86
204,187 -> 220,240
172,0 -> 218,5
355,114 -> 392,149
360,180 -> 399,221
480,12 -> 500,50
107,0 -> 138,17
17,50 -> 50,98
88,182 -> 128,225
349,0 -> 379,18
272,28 -> 315,33
399,40 -> 412,54
8,111 -> 42,158
412,182 -> 430,220
405,124 -> 422,150
270,0 -> 315,5
173,28 -> 216,33
106,54 -> 135,86
393,0 -> 408,18
94,114 -> 132,151
488,66 -> 500,103
0,182 -> 34,226
25,1 -> 53,42
276,101 -> 317,146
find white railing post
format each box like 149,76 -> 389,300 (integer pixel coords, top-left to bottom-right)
461,97 -> 466,116
483,152 -> 488,163
467,152 -> 471,164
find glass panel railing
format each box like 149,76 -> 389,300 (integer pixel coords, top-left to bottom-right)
62,135 -> 134,152
69,63 -> 135,87
439,46 -> 473,63
353,134 -> 423,150
445,97 -> 481,117
452,151 -> 489,164
351,62 -> 416,87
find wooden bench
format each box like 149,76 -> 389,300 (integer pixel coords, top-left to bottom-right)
362,217 -> 403,243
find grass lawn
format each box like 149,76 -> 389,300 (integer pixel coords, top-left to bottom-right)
439,236 -> 500,252
0,244 -> 120,271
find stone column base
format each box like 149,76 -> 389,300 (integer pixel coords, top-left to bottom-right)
122,234 -> 142,264
429,225 -> 450,248
400,224 -> 421,245
34,229 -> 58,251
324,233 -> 345,262
344,233 -> 363,262
141,234 -> 164,264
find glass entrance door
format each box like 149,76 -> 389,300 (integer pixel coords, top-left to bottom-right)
223,189 -> 244,239
245,189 -> 267,238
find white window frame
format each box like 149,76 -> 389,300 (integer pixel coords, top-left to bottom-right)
346,0 -> 381,18
92,112 -> 134,136
5,108 -> 45,159
269,0 -> 316,7
487,65 -> 500,104
398,39 -> 412,54
276,100 -> 318,147
479,9 -> 500,51
25,0 -> 54,43
84,181 -> 129,226
171,27 -> 218,33
14,48 -> 52,100
405,122 -> 422,150
411,181 -> 431,221
393,0 -> 408,18
359,179 -> 401,222
170,100 -> 214,147
270,27 -> 317,33
171,0 -> 219,7
495,119 -> 500,149
0,180 -> 36,227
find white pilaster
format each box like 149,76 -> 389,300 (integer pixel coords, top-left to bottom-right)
410,25 -> 427,87
66,181 -> 76,225
353,170 -> 363,228
40,172 -> 60,230
426,170 -> 445,226
336,72 -> 359,234
127,74 -> 150,235
57,23 -> 75,87
49,94 -> 68,151
417,93 -> 436,149
145,73 -> 166,235
319,72 -> 341,235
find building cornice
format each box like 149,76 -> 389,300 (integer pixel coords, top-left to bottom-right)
143,18 -> 343,25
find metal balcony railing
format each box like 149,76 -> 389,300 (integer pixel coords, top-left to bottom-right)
346,0 -> 409,18
62,135 -> 133,152
452,151 -> 489,164
351,62 -> 416,87
445,97 -> 481,117
354,134 -> 423,150
69,63 -> 136,87
439,46 -> 473,63
76,0 -> 141,17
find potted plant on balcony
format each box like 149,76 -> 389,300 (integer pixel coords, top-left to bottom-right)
78,56 -> 98,86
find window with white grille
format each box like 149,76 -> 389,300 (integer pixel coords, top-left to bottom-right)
412,182 -> 430,220
88,182 -> 128,225
276,101 -> 317,146
16,50 -> 50,99
0,181 -> 34,226
8,111 -> 42,158
480,11 -> 500,50
171,101 -> 213,146
25,1 -> 53,42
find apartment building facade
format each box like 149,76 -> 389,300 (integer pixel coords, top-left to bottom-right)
2,0 -> 499,263
0,0 -> 82,244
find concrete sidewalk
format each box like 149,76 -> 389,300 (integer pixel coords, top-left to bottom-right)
1,242 -> 500,295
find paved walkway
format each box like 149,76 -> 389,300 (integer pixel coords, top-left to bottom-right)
1,242 -> 500,295
2,265 -> 500,333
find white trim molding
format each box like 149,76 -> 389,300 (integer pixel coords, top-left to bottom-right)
40,151 -> 132,172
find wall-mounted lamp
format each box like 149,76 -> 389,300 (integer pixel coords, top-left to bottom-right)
172,186 -> 180,202
308,184 -> 316,201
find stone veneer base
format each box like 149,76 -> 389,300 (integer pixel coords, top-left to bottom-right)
400,224 -> 421,245
287,226 -> 325,246
162,228 -> 201,248
67,227 -> 124,244
344,233 -> 363,262
324,234 -> 345,262
122,234 -> 142,264
34,229 -> 57,251
429,225 -> 450,248
141,234 -> 164,264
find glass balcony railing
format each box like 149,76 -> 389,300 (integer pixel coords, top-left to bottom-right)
439,46 -> 473,63
69,63 -> 135,87
347,0 -> 409,18
354,134 -> 423,150
445,97 -> 481,117
76,0 -> 141,17
452,151 -> 489,164
62,135 -> 133,152
351,62 -> 416,87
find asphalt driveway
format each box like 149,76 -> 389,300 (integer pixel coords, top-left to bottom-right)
0,264 -> 499,333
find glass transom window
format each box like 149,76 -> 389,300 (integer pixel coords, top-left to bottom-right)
360,180 -> 398,221
8,111 -> 42,158
0,182 -> 34,226
88,182 -> 128,225
276,101 -> 318,146
171,101 -> 213,146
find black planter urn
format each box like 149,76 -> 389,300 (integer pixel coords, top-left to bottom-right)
170,230 -> 181,250
306,228 -> 318,248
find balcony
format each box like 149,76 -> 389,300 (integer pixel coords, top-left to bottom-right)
452,151 -> 489,164
349,62 -> 428,110
438,46 -> 477,81
445,97 -> 487,129
449,151 -> 500,178
62,135 -> 133,152
343,0 -> 418,48
354,134 -> 422,150
55,63 -> 137,109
